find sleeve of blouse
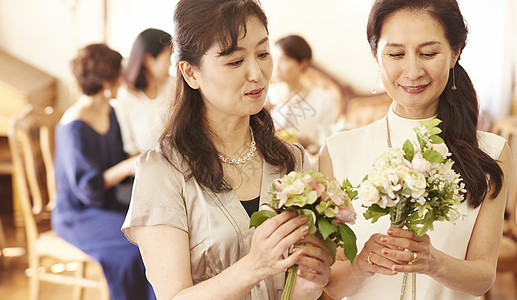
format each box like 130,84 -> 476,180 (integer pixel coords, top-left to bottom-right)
59,124 -> 106,207
111,99 -> 138,155
122,149 -> 188,245
293,143 -> 312,172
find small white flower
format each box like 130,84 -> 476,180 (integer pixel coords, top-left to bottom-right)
431,142 -> 450,159
412,153 -> 431,174
403,170 -> 427,198
358,181 -> 381,207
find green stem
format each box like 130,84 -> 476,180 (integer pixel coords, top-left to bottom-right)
281,264 -> 298,300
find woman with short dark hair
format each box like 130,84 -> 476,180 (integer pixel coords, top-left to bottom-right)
52,43 -> 154,300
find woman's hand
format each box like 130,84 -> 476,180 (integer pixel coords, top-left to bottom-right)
351,233 -> 402,277
245,210 -> 309,280
292,234 -> 332,298
375,227 -> 438,275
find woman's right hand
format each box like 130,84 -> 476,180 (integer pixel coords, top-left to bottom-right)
245,210 -> 309,280
352,233 -> 401,277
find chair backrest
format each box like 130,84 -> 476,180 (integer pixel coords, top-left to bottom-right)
491,116 -> 517,226
8,104 -> 62,247
345,92 -> 392,129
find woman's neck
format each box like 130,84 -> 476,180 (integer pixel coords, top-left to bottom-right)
209,118 -> 251,158
285,78 -> 306,95
143,78 -> 159,100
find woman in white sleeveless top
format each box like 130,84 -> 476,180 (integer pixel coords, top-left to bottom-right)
319,0 -> 510,299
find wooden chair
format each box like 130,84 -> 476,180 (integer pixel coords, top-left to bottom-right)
8,104 -> 109,300
345,92 -> 392,129
485,116 -> 517,299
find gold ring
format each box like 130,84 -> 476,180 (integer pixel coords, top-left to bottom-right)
367,251 -> 374,266
410,252 -> 418,264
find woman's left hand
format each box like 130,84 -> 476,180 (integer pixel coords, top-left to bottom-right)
377,227 -> 438,275
292,234 -> 332,295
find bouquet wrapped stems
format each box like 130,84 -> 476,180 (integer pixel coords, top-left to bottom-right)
281,263 -> 298,300
391,215 -> 415,300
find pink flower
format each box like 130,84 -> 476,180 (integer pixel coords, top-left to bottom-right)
307,178 -> 325,197
261,205 -> 278,214
334,205 -> 356,225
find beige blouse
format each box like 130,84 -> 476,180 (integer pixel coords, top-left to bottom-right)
122,143 -> 309,300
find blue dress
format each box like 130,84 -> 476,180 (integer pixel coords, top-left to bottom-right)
51,108 -> 155,300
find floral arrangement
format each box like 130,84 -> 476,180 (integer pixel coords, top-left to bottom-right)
359,119 -> 465,236
250,170 -> 357,300
275,128 -> 298,144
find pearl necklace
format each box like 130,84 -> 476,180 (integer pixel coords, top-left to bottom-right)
218,126 -> 256,165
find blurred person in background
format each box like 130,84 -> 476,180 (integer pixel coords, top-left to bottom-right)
52,43 -> 155,300
113,28 -> 173,155
269,35 -> 336,153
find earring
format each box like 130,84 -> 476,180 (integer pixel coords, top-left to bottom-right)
451,67 -> 457,91
104,89 -> 112,99
371,69 -> 380,94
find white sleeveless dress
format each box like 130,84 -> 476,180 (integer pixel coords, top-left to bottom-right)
325,106 -> 505,300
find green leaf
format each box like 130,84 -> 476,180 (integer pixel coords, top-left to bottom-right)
347,189 -> 358,201
423,149 -> 444,163
429,135 -> 444,144
403,139 -> 415,161
322,238 -> 337,264
429,119 -> 442,128
249,210 -> 277,227
338,223 -> 357,263
318,218 -> 338,240
429,127 -> 442,135
298,209 -> 317,234
417,134 -> 426,150
363,204 -> 389,223
342,178 -> 353,189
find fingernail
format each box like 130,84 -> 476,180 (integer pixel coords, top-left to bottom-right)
301,225 -> 309,233
381,237 -> 388,243
387,229 -> 394,235
297,269 -> 303,276
299,215 -> 308,222
382,249 -> 389,255
391,265 -> 397,271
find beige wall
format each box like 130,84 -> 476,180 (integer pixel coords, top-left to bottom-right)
0,0 -> 515,115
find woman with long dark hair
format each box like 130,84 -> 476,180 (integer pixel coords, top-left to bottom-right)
122,1 -> 332,299
320,0 -> 510,298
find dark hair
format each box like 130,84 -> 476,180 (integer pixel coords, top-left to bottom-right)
367,0 -> 503,208
276,35 -> 312,64
160,0 -> 296,192
124,28 -> 172,91
71,44 -> 122,96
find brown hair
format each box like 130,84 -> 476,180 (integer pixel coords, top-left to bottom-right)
276,35 -> 312,64
161,0 -> 296,192
124,28 -> 172,91
367,0 -> 503,208
71,44 -> 122,96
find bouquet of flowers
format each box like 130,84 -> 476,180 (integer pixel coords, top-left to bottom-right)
359,119 -> 465,236
356,119 -> 465,299
250,170 -> 357,300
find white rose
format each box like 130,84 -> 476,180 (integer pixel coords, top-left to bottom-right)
411,153 -> 431,174
431,142 -> 450,159
403,170 -> 427,198
358,181 -> 381,207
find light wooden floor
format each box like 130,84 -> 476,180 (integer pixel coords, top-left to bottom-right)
0,174 -> 515,300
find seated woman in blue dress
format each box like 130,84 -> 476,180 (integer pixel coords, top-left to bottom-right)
51,43 -> 155,300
